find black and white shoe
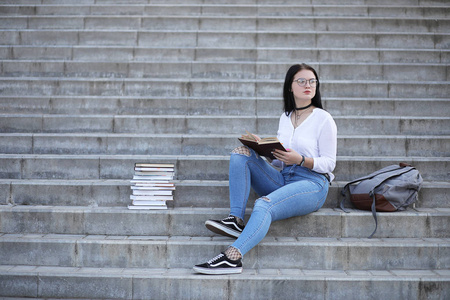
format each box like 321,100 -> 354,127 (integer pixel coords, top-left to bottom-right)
205,215 -> 245,238
193,252 -> 243,275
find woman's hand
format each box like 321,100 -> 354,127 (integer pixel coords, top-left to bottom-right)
272,148 -> 303,166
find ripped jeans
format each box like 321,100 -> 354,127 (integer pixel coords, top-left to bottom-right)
229,146 -> 329,256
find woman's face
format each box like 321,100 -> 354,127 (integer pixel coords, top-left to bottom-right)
291,69 -> 317,103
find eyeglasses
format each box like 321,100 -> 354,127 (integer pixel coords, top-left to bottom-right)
294,78 -> 318,87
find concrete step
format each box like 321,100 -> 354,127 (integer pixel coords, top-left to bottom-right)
1,234 -> 448,270
1,114 -> 448,135
1,15 -> 448,33
0,265 -> 448,300
1,96 -> 449,117
322,98 -> 450,117
0,0 -> 446,4
0,0 -> 446,5
1,133 -> 448,157
1,60 -> 448,81
1,3 -> 448,18
1,46 -> 447,63
0,154 -> 447,181
1,29 -> 448,49
1,78 -> 448,98
2,179 -> 448,209
0,205 -> 448,238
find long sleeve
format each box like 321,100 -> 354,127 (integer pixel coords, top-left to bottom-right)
311,113 -> 337,178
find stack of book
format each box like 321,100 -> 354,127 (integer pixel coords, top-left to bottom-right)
128,163 -> 175,210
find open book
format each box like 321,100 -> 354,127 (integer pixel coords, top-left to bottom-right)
238,131 -> 286,159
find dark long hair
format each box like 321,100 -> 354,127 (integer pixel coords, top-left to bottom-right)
283,63 -> 322,116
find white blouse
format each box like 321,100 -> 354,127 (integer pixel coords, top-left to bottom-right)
274,108 -> 337,182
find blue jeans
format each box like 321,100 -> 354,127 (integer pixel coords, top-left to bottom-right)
229,147 -> 329,256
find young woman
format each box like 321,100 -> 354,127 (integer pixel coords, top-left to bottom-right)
193,64 -> 337,275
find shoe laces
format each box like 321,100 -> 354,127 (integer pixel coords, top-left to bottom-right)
224,215 -> 236,222
225,215 -> 244,228
207,253 -> 225,264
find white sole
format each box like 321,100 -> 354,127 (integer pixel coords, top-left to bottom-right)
205,220 -> 241,238
193,266 -> 243,275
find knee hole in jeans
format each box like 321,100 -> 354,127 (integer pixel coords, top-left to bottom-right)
231,146 -> 251,157
260,196 -> 271,203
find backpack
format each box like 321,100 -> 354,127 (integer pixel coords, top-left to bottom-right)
340,163 -> 423,238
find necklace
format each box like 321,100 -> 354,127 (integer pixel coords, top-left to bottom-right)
293,106 -> 313,128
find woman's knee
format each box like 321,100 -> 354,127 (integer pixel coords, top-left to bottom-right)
254,196 -> 272,211
231,146 -> 251,157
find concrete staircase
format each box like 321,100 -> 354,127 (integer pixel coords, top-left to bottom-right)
0,0 -> 449,299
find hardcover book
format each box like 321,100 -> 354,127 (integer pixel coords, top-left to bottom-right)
238,131 -> 286,159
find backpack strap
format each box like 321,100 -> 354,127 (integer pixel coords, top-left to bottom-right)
368,190 -> 378,239
340,178 -> 364,213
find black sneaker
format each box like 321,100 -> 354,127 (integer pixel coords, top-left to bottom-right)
205,215 -> 244,238
193,252 -> 243,275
